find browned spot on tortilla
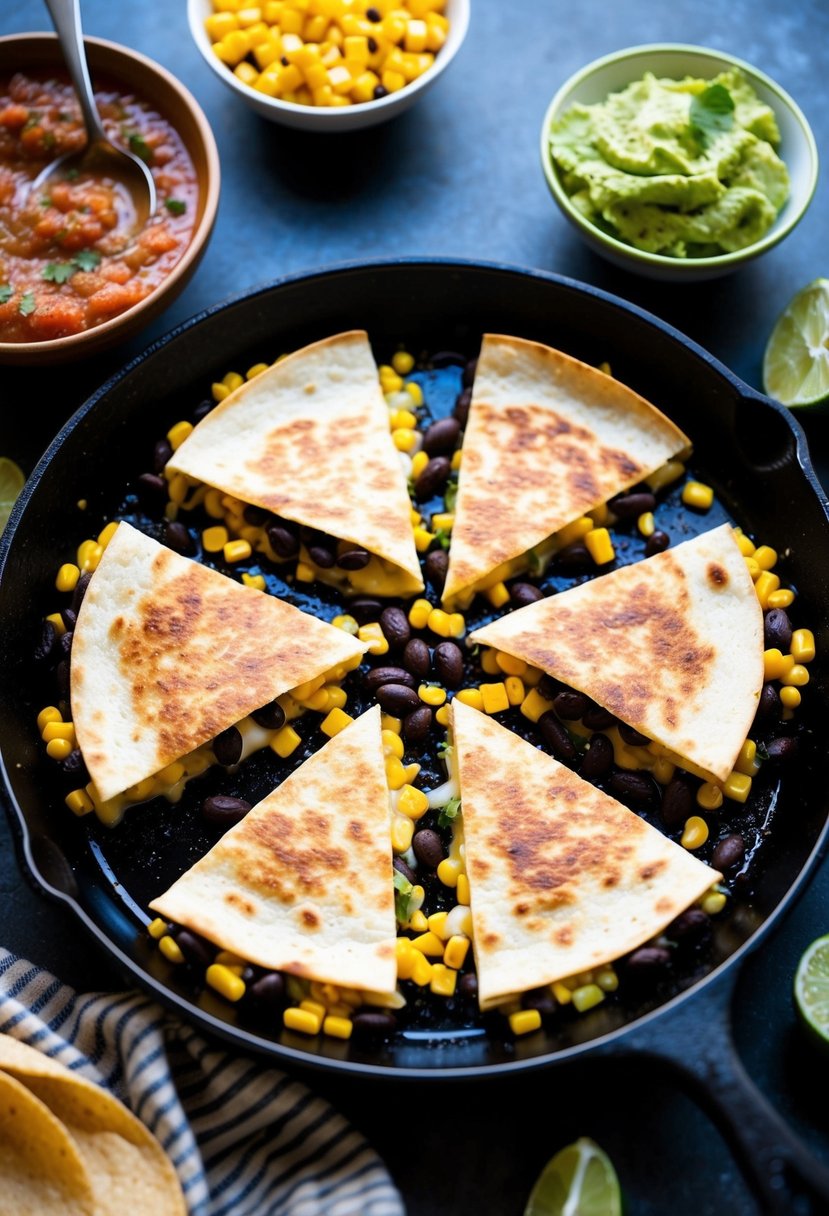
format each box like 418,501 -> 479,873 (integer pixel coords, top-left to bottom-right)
602,870 -> 620,888
481,931 -> 501,949
377,941 -> 395,959
707,562 -> 728,589
224,891 -> 255,916
554,925 -> 574,946
232,810 -> 348,903
348,821 -> 365,839
514,902 -> 531,916
299,906 -> 321,929
639,860 -> 666,882
655,896 -> 674,916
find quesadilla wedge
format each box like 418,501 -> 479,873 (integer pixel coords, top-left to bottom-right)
150,706 -> 398,995
452,700 -> 721,1009
167,330 -> 423,597
470,524 -> 763,784
442,334 -> 690,608
71,522 -> 366,822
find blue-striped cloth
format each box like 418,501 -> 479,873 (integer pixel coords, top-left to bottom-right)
0,951 -> 404,1216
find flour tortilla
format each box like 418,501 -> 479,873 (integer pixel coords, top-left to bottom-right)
470,524 -> 763,784
452,701 -> 720,1009
442,334 -> 689,605
0,1036 -> 186,1216
72,522 -> 366,803
168,330 -> 422,593
151,706 -> 397,995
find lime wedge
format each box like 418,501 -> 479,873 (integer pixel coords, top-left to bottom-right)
524,1137 -> 622,1216
794,934 -> 829,1050
0,457 -> 25,532
763,278 -> 829,408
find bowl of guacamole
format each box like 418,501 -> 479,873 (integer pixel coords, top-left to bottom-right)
540,45 -> 818,281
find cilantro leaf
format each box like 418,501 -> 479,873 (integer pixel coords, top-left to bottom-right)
165,198 -> 186,215
444,477 -> 458,513
73,249 -> 102,272
126,130 -> 153,164
527,547 -> 544,575
437,740 -> 454,760
393,870 -> 413,924
0,285 -> 12,305
438,795 -> 461,829
42,261 -> 76,284
689,84 -> 735,149
18,291 -> 36,317
434,527 -> 451,551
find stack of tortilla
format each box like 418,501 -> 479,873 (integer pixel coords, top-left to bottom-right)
0,1036 -> 185,1215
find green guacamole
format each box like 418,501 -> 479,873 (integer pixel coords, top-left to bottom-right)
550,70 -> 789,257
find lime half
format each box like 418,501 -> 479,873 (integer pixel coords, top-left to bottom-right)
524,1137 -> 621,1216
0,457 -> 25,532
763,278 -> 829,408
794,934 -> 829,1050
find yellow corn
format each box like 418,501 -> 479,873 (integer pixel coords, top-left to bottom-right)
295,561 -> 315,582
396,938 -> 416,979
745,557 -> 760,580
486,582 -> 510,609
202,525 -> 229,552
504,676 -> 525,706
42,722 -> 76,744
241,572 -> 266,591
410,953 -> 434,987
437,856 -> 462,888
696,783 -> 723,811
301,687 -> 330,711
206,963 -> 246,1002
148,917 -> 168,940
652,757 -> 676,784
451,450 -> 462,471
418,684 -> 446,707
456,873 -> 471,905
496,651 -> 526,676
391,813 -> 414,853
411,450 -> 429,479
385,756 -> 409,790
409,908 -> 428,933
572,984 -> 605,1013
55,563 -> 80,593
588,502 -> 609,527
408,598 -> 432,629
596,966 -> 619,992
480,648 -> 500,675
283,1006 -> 322,1035
37,706 -> 62,732
211,382 -> 230,402
224,539 -> 252,563
681,480 -> 714,510
432,512 -> 454,532
509,1009 -> 542,1035
382,729 -> 404,759
45,612 -> 66,637
734,739 -> 760,777
702,891 -> 727,916
391,407 -> 417,429
779,686 -> 801,709
435,704 -> 452,726
159,935 -> 185,964
381,714 -> 402,734
444,935 -> 469,970
557,516 -> 592,548
320,707 -> 353,736
323,1015 -> 353,1040
681,815 -> 709,849
292,675 -> 325,701
734,531 -> 755,556
357,622 -> 389,655
455,688 -> 484,711
754,544 -> 778,570
584,527 -> 615,565
96,521 -> 119,549
430,964 -> 457,997
520,688 -> 553,723
763,648 -> 794,681
45,737 -> 72,761
392,428 -> 418,453
398,784 -> 429,820
791,629 -> 815,663
767,588 -> 795,609
723,771 -> 752,803
427,608 -> 453,637
754,571 -> 780,608
406,380 -> 424,406
271,725 -> 302,757
637,511 -> 655,538
412,526 -> 434,553
167,420 -> 194,450
782,663 -> 809,687
411,930 -> 444,957
447,613 -> 466,638
427,911 -> 450,939
552,982 -> 572,1005
480,682 -> 509,714
75,539 -> 102,572
645,460 -> 685,493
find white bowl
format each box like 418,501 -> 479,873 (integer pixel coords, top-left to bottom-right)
540,44 -> 819,282
188,0 -> 469,132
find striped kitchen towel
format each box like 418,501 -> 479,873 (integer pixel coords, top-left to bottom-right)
0,950 -> 404,1216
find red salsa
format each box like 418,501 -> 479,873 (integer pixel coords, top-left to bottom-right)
0,72 -> 199,343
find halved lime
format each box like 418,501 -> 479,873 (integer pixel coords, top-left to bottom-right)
524,1137 -> 622,1216
0,457 -> 25,532
763,278 -> 829,408
794,933 -> 829,1050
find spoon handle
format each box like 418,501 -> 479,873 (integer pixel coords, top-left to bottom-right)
43,0 -> 108,143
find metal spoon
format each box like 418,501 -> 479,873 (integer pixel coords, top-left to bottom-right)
32,0 -> 157,240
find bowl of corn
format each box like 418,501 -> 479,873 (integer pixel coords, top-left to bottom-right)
187,0 -> 469,131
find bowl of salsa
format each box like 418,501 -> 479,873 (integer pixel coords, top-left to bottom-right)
0,34 -> 220,364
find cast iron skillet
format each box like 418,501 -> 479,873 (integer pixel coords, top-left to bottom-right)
2,260 -> 829,1213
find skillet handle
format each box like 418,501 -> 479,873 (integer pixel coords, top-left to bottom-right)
618,969 -> 829,1214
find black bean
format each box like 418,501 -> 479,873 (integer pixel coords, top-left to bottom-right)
251,699 -> 286,730
764,608 -> 793,651
510,582 -> 543,608
403,705 -> 432,742
766,736 -> 799,763
60,630 -> 73,657
212,726 -> 243,766
462,357 -> 477,386
246,971 -> 286,1009
137,472 -> 168,511
34,619 -> 58,663
266,522 -> 299,559
337,547 -> 371,570
433,641 -> 463,688
375,683 -> 420,715
537,675 -> 560,701
755,682 -> 780,722
61,607 -> 77,632
608,770 -> 658,809
555,541 -> 592,570
660,776 -> 695,831
523,988 -> 557,1018
351,1010 -> 397,1039
60,748 -> 88,782
579,733 -> 613,780
645,530 -> 670,556
243,504 -> 269,526
431,350 -> 465,369
192,399 -> 214,422
711,833 -> 746,872
202,793 -> 251,825
393,856 -> 417,885
165,520 -> 194,554
583,703 -> 616,730
424,549 -> 448,593
153,438 -> 173,472
380,606 -> 410,650
608,491 -> 657,520
56,659 -> 70,698
625,946 -> 671,978
365,667 -> 417,692
618,722 -> 651,747
71,571 -> 91,613
457,972 -> 478,1000
350,597 -> 382,625
667,907 -> 710,947
308,544 -> 335,568
414,456 -> 451,502
372,83 -> 388,99
553,690 -> 590,720
538,711 -> 576,762
453,386 -> 472,428
366,6 -> 381,19
413,828 -> 445,869
174,928 -> 214,968
403,638 -> 431,679
423,417 -> 461,456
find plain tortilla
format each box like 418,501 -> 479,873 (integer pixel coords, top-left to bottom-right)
150,706 -> 398,995
168,330 -> 423,592
452,701 -> 721,1009
72,522 -> 366,803
443,334 -> 689,605
470,524 -> 764,784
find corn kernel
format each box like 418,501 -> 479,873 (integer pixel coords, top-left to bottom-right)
66,786 -> 93,813
418,683 -> 446,707
148,917 -> 168,940
381,66 -> 406,92
504,676 -> 525,707
763,648 -> 794,681
754,544 -> 778,570
779,685 -> 801,709
320,707 -> 353,737
702,891 -> 727,916
398,784 -> 429,820
792,629 -> 815,663
754,570 -> 781,608
411,450 -> 429,479
410,952 -> 434,986
55,563 -> 80,593
637,511 -> 655,538
411,930 -> 444,957
42,721 -> 76,744
357,622 -> 389,655
46,737 -> 73,761
406,380 -> 424,406
386,757 -> 411,791
681,815 -> 710,849
444,935 -> 469,970
448,613 -> 466,638
734,531 -> 756,556
211,382 -> 230,402
652,757 -> 676,785
392,427 -> 418,452
205,963 -> 246,1001
431,512 -> 454,532
206,10 -> 240,38
323,1015 -> 353,1040
167,420 -> 194,451
480,682 -> 509,714
723,771 -> 752,803
97,521 -> 119,549
283,1006 -> 322,1034
572,984 -> 605,1013
409,908 -> 428,933
294,560 -> 314,582
396,938 -> 416,978
520,688 -> 553,723
391,407 -> 417,429
435,704 -> 452,726
430,963 -> 457,997
735,739 -> 760,777
782,663 -> 809,687
767,589 -> 795,609
240,572 -> 265,591
224,539 -> 252,563
427,911 -> 450,940
37,706 -> 62,732
413,525 -> 436,551
382,729 -> 405,759
301,687 -> 330,711
486,581 -> 510,609
408,599 -> 432,628
584,527 -> 615,565
495,651 -> 526,677
745,557 -> 761,580
271,725 -> 302,757
509,1008 -> 542,1035
404,761 -> 420,784
391,812 -> 414,853
451,450 -> 462,471
45,612 -> 66,637
455,688 -> 484,711
552,982 -> 572,1005
456,873 -> 471,905
202,525 -> 228,553
437,856 -> 462,888
479,648 -> 500,675
682,480 -> 714,510
596,966 -> 619,992
381,713 -> 402,734
696,782 -> 723,811
159,935 -> 185,964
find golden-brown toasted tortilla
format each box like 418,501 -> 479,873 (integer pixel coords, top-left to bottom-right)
452,701 -> 720,1009
168,330 -> 423,595
72,522 -> 366,803
0,1036 -> 186,1216
442,334 -> 689,605
471,524 -> 763,784
150,706 -> 397,995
